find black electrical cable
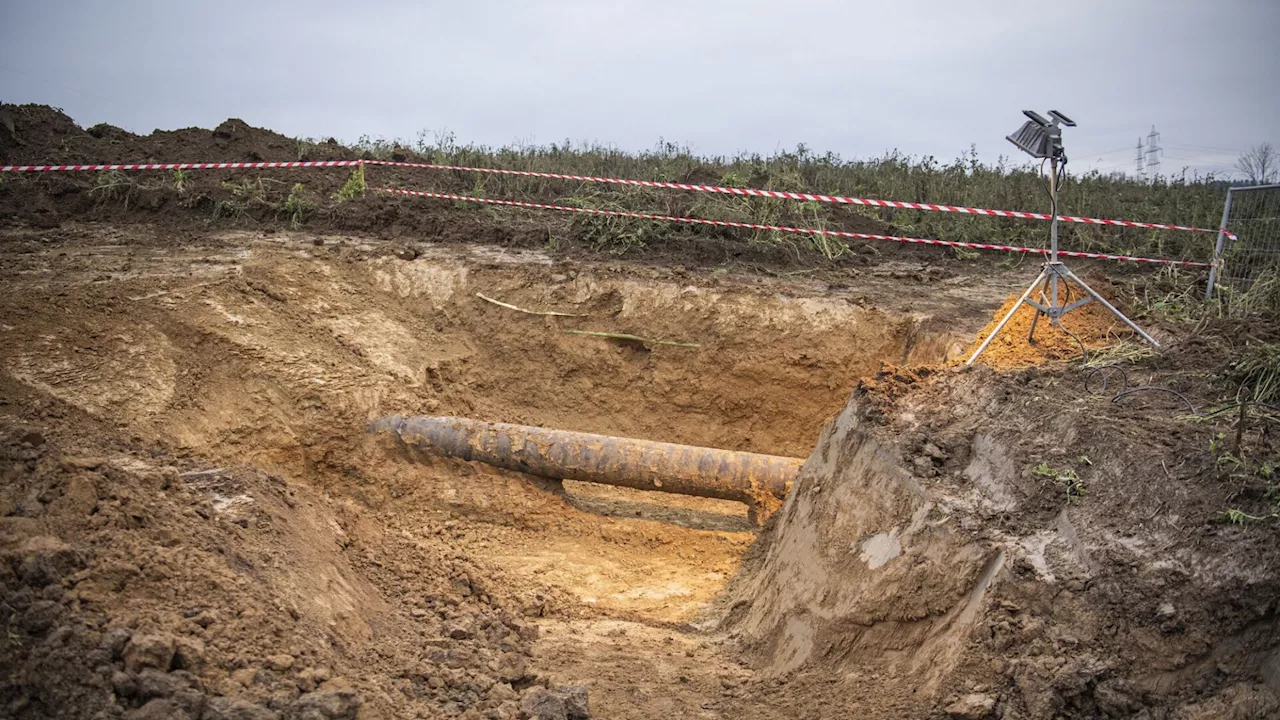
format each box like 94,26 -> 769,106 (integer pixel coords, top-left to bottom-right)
1056,323 -> 1280,418
1033,150 -> 1277,421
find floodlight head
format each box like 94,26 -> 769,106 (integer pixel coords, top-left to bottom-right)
1007,121 -> 1053,158
1022,110 -> 1051,127
1009,109 -> 1076,159
1048,110 -> 1076,127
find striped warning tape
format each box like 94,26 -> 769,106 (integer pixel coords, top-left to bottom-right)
0,156 -> 1231,248
376,187 -> 1209,267
0,160 -> 363,171
366,159 -> 1236,241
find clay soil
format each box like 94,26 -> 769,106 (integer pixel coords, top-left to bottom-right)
2,109 -> 1279,720
964,278 -> 1144,369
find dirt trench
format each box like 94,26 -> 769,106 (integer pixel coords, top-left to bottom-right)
0,222 -> 1013,719
4,223 -> 1278,720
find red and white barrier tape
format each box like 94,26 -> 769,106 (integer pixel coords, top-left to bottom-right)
0,156 -> 1231,249
0,160 -> 363,172
366,159 -> 1236,241
376,187 -> 1209,267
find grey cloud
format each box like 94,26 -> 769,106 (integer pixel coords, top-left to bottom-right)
2,0 -> 1276,178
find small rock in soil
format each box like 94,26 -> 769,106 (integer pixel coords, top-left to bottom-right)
488,682 -> 518,702
60,456 -> 105,470
519,686 -> 590,720
285,687 -> 362,720
14,535 -> 82,585
174,636 -> 206,670
59,475 -> 99,514
945,692 -> 996,719
558,686 -> 589,719
923,442 -> 949,460
265,653 -> 295,672
21,599 -> 63,633
135,668 -> 192,699
123,633 -> 177,673
204,695 -> 282,720
125,698 -> 191,720
231,667 -> 262,688
18,430 -> 45,447
520,688 -> 567,720
194,609 -> 221,628
111,670 -> 138,697
100,626 -> 132,658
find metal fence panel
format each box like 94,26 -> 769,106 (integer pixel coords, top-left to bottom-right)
1209,184 -> 1280,313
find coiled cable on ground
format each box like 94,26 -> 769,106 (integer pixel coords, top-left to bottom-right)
1055,322 -> 1280,418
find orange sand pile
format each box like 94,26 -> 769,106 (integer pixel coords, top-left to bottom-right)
964,280 -> 1135,369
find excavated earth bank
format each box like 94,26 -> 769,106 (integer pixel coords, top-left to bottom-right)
724,368 -> 1279,718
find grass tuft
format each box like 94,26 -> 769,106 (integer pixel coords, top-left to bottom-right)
333,165 -> 366,201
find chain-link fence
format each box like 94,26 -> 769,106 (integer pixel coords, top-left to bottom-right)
1208,184 -> 1280,313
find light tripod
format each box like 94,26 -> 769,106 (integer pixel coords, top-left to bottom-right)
966,111 -> 1159,366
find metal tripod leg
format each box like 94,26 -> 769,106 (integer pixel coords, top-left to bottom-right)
1058,266 -> 1160,347
965,269 -> 1047,366
1027,290 -> 1049,344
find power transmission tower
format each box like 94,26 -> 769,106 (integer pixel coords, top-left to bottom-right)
1145,126 -> 1162,179
1135,137 -> 1146,180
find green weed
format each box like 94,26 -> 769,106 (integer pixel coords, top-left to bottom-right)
353,135 -> 396,161
1224,342 -> 1280,405
1221,269 -> 1280,318
296,137 -> 319,161
210,176 -> 279,221
333,165 -> 366,201
284,183 -> 314,229
90,170 -> 138,208
559,193 -> 653,254
171,169 -> 190,193
1033,461 -> 1088,504
1223,507 -> 1277,525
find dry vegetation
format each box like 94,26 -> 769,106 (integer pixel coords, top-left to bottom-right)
349,131 -> 1232,264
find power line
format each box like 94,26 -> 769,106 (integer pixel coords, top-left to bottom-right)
1162,155 -> 1236,167
1164,142 -> 1246,154
1087,146 -> 1141,157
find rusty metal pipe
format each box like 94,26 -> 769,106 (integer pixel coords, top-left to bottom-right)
369,415 -> 802,509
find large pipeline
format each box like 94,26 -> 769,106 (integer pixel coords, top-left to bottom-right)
369,415 -> 803,517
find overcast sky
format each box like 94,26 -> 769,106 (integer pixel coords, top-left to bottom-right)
2,1 -> 1277,179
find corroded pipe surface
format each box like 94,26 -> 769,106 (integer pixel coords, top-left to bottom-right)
370,415 -> 802,508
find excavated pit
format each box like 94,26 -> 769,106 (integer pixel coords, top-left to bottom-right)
0,223 -> 1025,718
0,225 -> 992,607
